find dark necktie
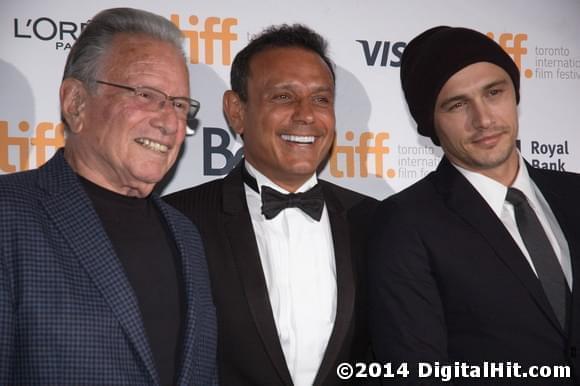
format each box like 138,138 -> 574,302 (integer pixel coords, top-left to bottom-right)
505,187 -> 568,329
242,165 -> 324,221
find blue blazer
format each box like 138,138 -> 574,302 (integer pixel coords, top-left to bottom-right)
0,150 -> 217,385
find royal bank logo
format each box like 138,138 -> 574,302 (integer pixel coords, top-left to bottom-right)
171,15 -> 238,65
528,139 -> 570,171
0,120 -> 65,172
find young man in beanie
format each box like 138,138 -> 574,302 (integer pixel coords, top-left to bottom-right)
368,26 -> 580,385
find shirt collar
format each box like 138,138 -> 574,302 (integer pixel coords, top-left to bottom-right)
244,160 -> 318,194
453,152 -> 536,217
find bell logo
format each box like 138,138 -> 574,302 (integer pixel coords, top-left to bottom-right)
203,127 -> 243,175
0,121 -> 65,173
329,130 -> 395,178
171,15 -> 238,65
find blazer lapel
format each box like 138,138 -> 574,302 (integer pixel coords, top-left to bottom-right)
222,164 -> 293,386
434,157 -> 563,333
37,151 -> 159,383
313,185 -> 355,386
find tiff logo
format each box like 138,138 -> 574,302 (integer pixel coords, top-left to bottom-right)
329,130 -> 395,178
487,32 -> 529,77
356,40 -> 405,67
0,121 -> 65,173
171,15 -> 238,65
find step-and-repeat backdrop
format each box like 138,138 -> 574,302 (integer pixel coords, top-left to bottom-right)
2,0 -> 579,199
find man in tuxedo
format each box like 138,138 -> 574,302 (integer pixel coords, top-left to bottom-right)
368,26 -> 580,385
0,8 -> 216,385
165,24 -> 377,385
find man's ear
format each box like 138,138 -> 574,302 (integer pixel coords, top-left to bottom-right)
223,90 -> 245,136
60,78 -> 88,133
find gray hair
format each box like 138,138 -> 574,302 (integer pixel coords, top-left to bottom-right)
62,7 -> 185,90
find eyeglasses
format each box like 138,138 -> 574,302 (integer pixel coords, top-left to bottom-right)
95,80 -> 200,133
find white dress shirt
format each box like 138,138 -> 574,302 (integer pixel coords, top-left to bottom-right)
244,161 -> 337,386
454,153 -> 572,289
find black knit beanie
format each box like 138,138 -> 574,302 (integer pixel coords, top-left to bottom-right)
400,26 -> 520,146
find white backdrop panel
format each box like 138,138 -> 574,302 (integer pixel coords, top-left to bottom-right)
1,0 -> 579,199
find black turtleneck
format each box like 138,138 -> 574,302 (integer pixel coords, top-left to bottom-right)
80,176 -> 184,386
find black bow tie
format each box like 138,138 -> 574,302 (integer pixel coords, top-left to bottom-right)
260,185 -> 324,221
242,164 -> 324,221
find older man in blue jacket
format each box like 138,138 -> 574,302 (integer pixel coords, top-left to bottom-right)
0,7 -> 217,385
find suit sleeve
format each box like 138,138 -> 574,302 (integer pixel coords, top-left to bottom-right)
367,199 -> 448,382
212,365 -> 219,386
0,248 -> 14,381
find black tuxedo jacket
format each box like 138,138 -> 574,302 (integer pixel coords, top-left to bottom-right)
368,157 -> 580,385
165,162 -> 377,386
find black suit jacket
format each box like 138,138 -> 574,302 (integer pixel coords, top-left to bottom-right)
165,162 -> 377,386
368,157 -> 580,385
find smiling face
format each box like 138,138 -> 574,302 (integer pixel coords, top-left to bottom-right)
434,62 -> 520,185
61,33 -> 189,197
224,46 -> 335,192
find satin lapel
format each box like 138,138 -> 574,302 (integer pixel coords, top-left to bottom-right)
434,158 -> 562,333
222,164 -> 293,386
153,196 -> 196,385
37,152 -> 159,383
313,184 -> 355,386
528,165 -> 580,333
